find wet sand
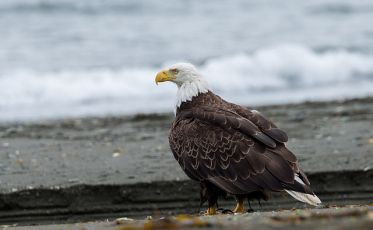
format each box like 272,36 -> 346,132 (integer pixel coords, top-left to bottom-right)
0,97 -> 372,190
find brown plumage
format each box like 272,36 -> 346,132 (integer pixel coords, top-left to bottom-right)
155,63 -> 321,214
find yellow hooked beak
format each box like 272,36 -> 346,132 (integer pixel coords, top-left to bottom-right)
155,70 -> 176,85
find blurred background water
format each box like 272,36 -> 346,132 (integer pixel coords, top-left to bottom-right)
0,0 -> 373,121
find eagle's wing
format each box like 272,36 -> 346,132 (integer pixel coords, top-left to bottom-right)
226,104 -> 311,185
170,107 -> 313,195
227,103 -> 289,143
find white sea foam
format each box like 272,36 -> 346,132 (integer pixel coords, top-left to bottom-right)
0,45 -> 373,121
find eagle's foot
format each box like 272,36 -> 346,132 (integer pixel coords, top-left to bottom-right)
233,199 -> 245,213
203,207 -> 217,215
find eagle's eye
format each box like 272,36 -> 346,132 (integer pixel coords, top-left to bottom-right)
170,68 -> 179,75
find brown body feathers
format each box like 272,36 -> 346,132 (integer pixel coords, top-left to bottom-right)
169,91 -> 314,204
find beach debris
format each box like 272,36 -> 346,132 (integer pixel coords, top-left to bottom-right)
116,214 -> 213,230
368,138 -> 373,144
112,147 -> 123,157
115,217 -> 135,225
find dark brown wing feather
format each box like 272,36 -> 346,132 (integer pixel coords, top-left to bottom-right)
179,107 -> 277,148
226,103 -> 298,164
228,103 -> 289,143
169,106 -> 313,195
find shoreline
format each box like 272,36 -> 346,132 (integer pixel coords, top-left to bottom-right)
1,96 -> 372,125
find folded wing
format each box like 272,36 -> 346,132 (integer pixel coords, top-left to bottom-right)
170,106 -> 319,204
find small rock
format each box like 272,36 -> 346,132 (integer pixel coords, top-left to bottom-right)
363,166 -> 371,171
112,147 -> 123,157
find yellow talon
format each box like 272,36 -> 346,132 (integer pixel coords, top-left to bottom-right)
233,198 -> 245,213
205,207 -> 217,215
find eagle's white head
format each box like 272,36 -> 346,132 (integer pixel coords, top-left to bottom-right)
155,63 -> 209,108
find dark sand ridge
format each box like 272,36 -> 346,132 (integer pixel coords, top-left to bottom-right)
0,97 -> 372,225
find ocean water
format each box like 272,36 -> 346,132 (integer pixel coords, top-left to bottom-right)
0,0 -> 373,121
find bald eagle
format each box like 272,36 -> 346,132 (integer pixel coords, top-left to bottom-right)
155,63 -> 321,215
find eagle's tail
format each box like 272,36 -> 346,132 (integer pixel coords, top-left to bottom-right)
284,174 -> 322,206
285,190 -> 321,206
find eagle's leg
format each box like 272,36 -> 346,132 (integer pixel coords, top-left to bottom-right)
233,196 -> 245,213
205,195 -> 218,215
247,200 -> 254,213
200,181 -> 218,215
206,206 -> 217,215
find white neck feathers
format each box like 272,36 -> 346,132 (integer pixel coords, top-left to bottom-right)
175,79 -> 209,108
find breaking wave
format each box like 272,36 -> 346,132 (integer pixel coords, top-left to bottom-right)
1,44 -> 373,121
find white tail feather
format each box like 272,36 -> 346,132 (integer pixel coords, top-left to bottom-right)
285,190 -> 322,206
